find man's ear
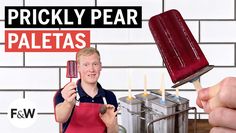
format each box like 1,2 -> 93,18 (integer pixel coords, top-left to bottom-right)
77,64 -> 81,77
100,62 -> 102,71
77,63 -> 80,71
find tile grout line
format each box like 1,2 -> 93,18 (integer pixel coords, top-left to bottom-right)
235,43 -> 236,66
23,90 -> 25,98
23,52 -> 25,67
162,0 -> 165,12
59,68 -> 61,89
199,20 -> 201,43
235,0 -> 236,20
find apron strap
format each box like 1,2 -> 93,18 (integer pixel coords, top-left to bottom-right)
75,86 -> 107,106
76,87 -> 80,106
102,97 -> 107,104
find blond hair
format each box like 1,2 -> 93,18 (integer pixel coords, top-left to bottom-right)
76,47 -> 100,63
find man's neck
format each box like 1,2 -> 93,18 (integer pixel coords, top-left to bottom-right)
81,81 -> 98,98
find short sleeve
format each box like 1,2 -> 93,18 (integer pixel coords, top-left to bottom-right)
105,90 -> 118,111
53,89 -> 64,107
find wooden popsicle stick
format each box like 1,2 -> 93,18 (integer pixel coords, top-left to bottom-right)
127,69 -> 133,100
160,73 -> 165,102
143,74 -> 148,96
192,79 -> 202,92
128,75 -> 132,100
192,79 -> 208,108
175,87 -> 179,98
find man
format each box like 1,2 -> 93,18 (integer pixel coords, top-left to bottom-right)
196,77 -> 236,133
54,47 -> 118,133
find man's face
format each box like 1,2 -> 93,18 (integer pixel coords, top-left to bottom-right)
78,53 -> 101,84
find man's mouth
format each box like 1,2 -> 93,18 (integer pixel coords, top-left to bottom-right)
88,74 -> 96,78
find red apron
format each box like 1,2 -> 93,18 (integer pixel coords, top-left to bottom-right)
65,98 -> 107,133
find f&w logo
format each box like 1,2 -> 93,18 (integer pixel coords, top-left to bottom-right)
7,99 -> 38,128
11,108 -> 36,119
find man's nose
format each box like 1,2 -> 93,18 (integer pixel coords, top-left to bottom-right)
88,64 -> 95,71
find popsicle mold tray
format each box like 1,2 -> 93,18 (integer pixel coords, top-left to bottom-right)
119,92 -> 197,133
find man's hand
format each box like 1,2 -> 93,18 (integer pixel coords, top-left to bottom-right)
55,82 -> 77,123
196,77 -> 236,133
61,82 -> 77,104
99,104 -> 118,133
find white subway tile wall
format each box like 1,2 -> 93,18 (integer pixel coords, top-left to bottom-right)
0,115 -> 59,133
0,0 -> 235,132
0,45 -> 23,66
91,28 -> 130,43
186,21 -> 199,42
201,44 -> 235,66
201,68 -> 236,87
25,52 -> 76,66
0,92 -> 23,112
0,21 -> 4,43
99,68 -> 173,90
98,44 -> 162,66
25,91 -> 57,112
165,0 -> 235,19
201,21 -> 236,42
0,68 -> 59,89
127,21 -> 157,43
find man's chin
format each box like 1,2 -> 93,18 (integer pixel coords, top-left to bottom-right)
86,80 -> 98,84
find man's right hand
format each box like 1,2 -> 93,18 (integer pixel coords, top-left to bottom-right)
61,82 -> 77,104
196,77 -> 236,133
55,82 -> 77,123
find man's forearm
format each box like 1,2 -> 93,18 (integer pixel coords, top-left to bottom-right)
106,118 -> 118,133
55,101 -> 74,123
